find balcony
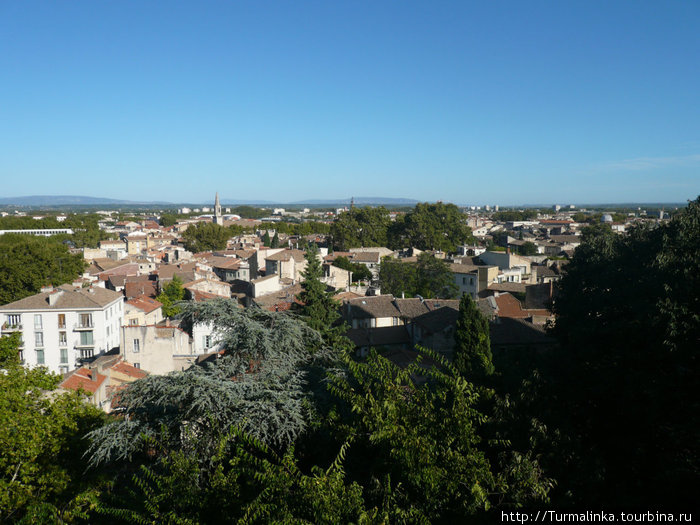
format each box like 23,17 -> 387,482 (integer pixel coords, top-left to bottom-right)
1,322 -> 23,332
73,322 -> 94,331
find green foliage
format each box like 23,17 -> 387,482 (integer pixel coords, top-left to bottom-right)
95,430 -> 369,524
231,205 -> 268,220
0,333 -> 22,368
332,256 -> 373,282
330,207 -> 391,251
156,275 -> 186,318
453,295 -> 494,379
297,246 -> 351,350
159,213 -> 178,227
182,222 -> 230,252
0,346 -> 105,522
0,234 -> 86,305
517,241 -> 538,256
270,232 -> 280,248
326,349 -> 550,520
392,202 -> 474,252
86,302 -> 337,467
379,253 -> 458,299
492,210 -> 538,222
545,196 -> 700,506
261,231 -> 271,247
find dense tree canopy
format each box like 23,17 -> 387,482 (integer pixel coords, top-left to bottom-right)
516,197 -> 700,507
454,295 -> 494,379
181,221 -> 231,252
0,234 -> 86,305
330,207 -> 391,251
379,253 -> 458,299
0,335 -> 104,522
331,256 -> 373,282
491,210 -> 539,222
391,202 -> 474,252
156,275 -> 185,317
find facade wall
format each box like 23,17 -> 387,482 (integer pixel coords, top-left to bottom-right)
120,325 -> 193,375
2,298 -> 124,374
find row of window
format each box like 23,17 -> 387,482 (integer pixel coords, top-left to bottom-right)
6,313 -> 93,329
32,348 -> 69,365
32,330 -> 93,347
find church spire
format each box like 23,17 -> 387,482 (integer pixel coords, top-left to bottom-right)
214,192 -> 222,225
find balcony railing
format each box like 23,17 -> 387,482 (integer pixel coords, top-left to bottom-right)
1,322 -> 23,332
73,322 -> 94,330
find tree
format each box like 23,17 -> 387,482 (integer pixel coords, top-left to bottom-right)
390,202 -> 473,252
379,254 -> 457,299
0,234 -> 85,305
0,333 -> 21,368
332,256 -> 372,283
182,222 -> 230,252
86,301 -> 337,467
415,253 -> 458,299
297,245 -> 349,349
543,196 -> 700,507
453,294 -> 494,378
156,275 -> 185,318
270,232 -> 280,248
159,212 -> 177,227
0,334 -> 104,522
262,230 -> 271,247
325,349 -> 551,520
518,241 -> 538,256
330,207 -> 391,250
378,257 -> 419,298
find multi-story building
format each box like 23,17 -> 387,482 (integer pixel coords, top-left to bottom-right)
0,285 -> 124,374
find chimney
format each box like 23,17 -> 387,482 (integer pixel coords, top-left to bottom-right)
506,246 -> 511,255
90,369 -> 98,382
41,285 -> 54,293
48,289 -> 64,306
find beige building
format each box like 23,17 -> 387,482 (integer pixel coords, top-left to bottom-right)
120,323 -> 195,375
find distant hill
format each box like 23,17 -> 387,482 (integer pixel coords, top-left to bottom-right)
291,197 -> 420,206
0,195 -> 421,207
0,195 -> 173,206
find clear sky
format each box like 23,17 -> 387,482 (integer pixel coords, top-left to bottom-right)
1,1 -> 698,205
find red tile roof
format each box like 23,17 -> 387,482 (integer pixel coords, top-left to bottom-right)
126,295 -> 163,314
111,361 -> 148,379
59,367 -> 106,394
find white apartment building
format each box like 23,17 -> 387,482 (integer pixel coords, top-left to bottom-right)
0,285 -> 124,374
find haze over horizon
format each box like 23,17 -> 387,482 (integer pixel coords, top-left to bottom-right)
1,1 -> 698,203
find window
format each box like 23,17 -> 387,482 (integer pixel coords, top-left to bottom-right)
59,331 -> 67,346
60,348 -> 68,364
106,326 -> 110,336
59,366 -> 68,375
80,348 -> 94,360
462,277 -> 467,284
80,331 -> 93,346
79,313 -> 93,328
133,362 -> 140,369
34,314 -> 42,329
57,314 -> 66,329
35,332 -> 43,347
203,335 -> 212,349
36,348 -> 44,365
133,339 -> 140,353
470,277 -> 474,285
129,318 -> 138,326
7,314 -> 21,327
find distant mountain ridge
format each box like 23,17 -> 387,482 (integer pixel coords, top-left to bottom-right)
0,195 -> 421,206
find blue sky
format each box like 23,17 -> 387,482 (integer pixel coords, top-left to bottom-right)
1,1 -> 698,205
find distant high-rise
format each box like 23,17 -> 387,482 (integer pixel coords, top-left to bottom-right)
214,192 -> 223,225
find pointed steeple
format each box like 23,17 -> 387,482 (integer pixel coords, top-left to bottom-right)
214,192 -> 222,225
